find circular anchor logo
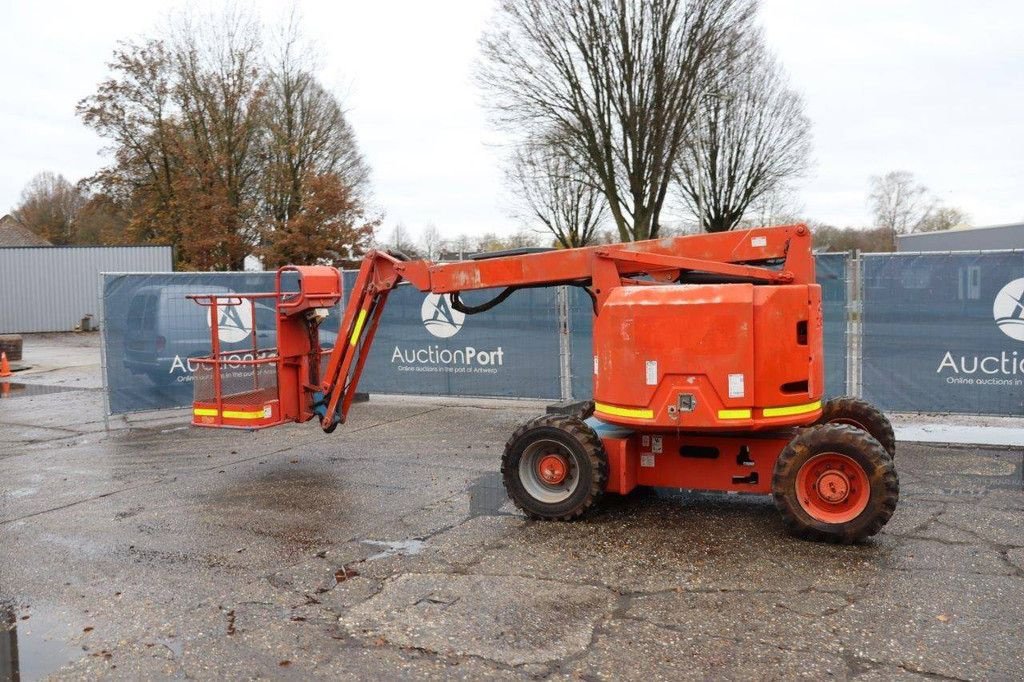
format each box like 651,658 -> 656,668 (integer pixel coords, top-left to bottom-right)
207,299 -> 253,343
993,278 -> 1024,342
421,293 -> 465,338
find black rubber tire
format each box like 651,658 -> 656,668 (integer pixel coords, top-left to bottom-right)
772,424 -> 899,544
816,396 -> 896,459
501,414 -> 607,521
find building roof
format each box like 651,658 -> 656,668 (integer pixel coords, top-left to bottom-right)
896,221 -> 1024,252
0,214 -> 52,247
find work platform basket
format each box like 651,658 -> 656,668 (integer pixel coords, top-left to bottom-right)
188,293 -> 283,429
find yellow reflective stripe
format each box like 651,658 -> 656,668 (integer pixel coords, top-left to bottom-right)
349,309 -> 368,346
762,400 -> 822,418
594,402 -> 654,419
222,409 -> 267,420
193,408 -> 267,420
718,408 -> 752,420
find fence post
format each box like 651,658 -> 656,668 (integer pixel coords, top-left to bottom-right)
557,285 -> 573,400
99,272 -> 111,431
847,252 -> 863,398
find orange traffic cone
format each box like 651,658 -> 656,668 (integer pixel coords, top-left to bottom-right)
0,351 -> 12,379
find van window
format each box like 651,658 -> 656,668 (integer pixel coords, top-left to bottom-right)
127,294 -> 155,330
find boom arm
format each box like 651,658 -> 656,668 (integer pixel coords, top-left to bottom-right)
317,224 -> 813,431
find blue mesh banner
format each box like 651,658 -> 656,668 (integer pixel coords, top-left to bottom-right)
861,252 -> 1024,415
568,254 -> 850,400
816,253 -> 849,399
346,272 -> 562,399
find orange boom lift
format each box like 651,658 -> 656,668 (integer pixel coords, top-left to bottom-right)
189,225 -> 898,542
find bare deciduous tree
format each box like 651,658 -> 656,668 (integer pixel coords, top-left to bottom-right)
915,205 -> 969,233
480,0 -> 753,242
420,224 -> 443,260
868,171 -> 934,238
508,136 -> 606,248
386,223 -> 420,258
676,31 -> 811,232
12,172 -> 87,245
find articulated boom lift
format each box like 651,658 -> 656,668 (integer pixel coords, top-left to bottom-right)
190,225 -> 898,542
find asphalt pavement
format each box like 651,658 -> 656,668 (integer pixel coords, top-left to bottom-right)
1,334 -> 1022,680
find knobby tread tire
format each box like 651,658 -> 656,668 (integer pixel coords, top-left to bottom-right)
816,396 -> 896,459
501,414 -> 607,521
772,423 -> 899,544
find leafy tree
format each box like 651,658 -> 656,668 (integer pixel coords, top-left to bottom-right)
77,8 -> 372,270
261,173 -> 377,269
12,172 -> 86,245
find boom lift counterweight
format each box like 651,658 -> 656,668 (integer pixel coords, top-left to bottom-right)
189,225 -> 898,543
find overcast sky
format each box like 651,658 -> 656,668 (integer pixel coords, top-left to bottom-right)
1,0 -> 1022,240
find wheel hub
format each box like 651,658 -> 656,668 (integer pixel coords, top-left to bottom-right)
537,454 -> 568,485
794,451 -> 871,524
815,470 -> 850,503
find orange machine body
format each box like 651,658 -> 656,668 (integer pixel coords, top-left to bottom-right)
593,282 -> 823,431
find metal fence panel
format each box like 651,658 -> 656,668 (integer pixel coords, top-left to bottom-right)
0,246 -> 172,333
861,251 -> 1024,414
568,254 -> 850,401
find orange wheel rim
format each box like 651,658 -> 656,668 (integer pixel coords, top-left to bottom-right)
795,452 -> 870,523
537,454 -> 569,485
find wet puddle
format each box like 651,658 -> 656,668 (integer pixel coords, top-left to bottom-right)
0,383 -> 89,399
363,539 -> 427,560
468,472 -> 512,518
1,601 -> 85,681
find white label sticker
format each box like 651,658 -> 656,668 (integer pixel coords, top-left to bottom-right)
641,435 -> 650,447
645,360 -> 658,386
652,436 -> 663,454
263,405 -> 272,418
593,355 -> 598,375
641,454 -> 656,468
751,236 -> 767,247
728,373 -> 745,398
